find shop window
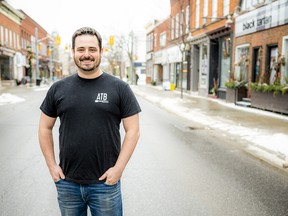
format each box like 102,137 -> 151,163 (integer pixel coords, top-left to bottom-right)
252,47 -> 262,83
170,63 -> 176,85
200,44 -> 208,88
266,45 -> 278,84
220,37 -> 231,88
176,63 -> 181,88
0,57 -> 11,80
235,44 -> 250,82
282,36 -> 288,83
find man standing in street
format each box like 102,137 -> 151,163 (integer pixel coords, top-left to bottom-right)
38,27 -> 141,216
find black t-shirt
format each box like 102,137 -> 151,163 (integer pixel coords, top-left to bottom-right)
40,73 -> 141,184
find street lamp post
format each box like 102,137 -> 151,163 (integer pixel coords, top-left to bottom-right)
35,27 -> 40,85
49,42 -> 53,83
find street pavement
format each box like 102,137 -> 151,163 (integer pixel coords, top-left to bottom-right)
131,84 -> 288,171
1,83 -> 288,171
3,83 -> 288,215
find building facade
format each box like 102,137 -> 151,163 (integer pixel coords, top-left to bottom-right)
20,10 -> 50,84
188,0 -> 238,97
0,0 -> 62,87
0,0 -> 24,86
234,0 -> 288,93
146,0 -> 240,96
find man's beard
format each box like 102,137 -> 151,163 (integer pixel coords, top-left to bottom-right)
74,56 -> 101,72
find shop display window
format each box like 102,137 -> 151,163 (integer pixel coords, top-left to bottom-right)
220,37 -> 231,88
235,45 -> 250,82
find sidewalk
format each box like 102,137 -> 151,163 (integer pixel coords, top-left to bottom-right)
132,84 -> 288,170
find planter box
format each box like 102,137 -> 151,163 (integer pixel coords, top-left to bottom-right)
251,91 -> 288,115
226,87 -> 247,103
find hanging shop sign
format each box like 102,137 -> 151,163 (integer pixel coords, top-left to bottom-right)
235,0 -> 288,37
167,46 -> 182,63
154,50 -> 167,64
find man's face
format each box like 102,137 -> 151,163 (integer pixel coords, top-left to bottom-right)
73,35 -> 102,73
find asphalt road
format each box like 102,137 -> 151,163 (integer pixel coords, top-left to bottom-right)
1,86 -> 288,216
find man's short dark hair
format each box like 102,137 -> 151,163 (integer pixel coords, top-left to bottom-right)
72,27 -> 102,50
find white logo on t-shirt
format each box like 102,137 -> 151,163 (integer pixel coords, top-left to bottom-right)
95,93 -> 109,103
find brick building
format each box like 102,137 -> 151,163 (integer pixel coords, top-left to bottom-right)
234,0 -> 288,94
147,0 -> 240,95
0,0 -> 24,86
147,0 -> 288,107
188,0 -> 239,97
0,0 -> 62,87
20,10 -> 50,85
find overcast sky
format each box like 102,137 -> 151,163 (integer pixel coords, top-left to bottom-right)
7,0 -> 170,48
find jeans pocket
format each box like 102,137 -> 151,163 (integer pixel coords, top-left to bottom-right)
54,179 -> 63,184
104,181 -> 120,187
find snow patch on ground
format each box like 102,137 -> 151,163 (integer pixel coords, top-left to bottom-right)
144,92 -> 288,161
0,93 -> 25,105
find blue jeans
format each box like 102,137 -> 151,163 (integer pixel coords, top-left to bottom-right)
55,180 -> 122,216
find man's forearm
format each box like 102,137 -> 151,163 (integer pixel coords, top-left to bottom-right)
39,128 -> 57,169
115,129 -> 140,171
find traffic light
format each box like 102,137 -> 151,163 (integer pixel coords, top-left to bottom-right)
47,48 -> 51,56
109,36 -> 114,46
55,36 -> 61,46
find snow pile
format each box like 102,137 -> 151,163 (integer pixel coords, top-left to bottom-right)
0,93 -> 25,105
135,88 -> 288,164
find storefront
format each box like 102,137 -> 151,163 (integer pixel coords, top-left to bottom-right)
207,27 -> 233,99
154,50 -> 167,88
234,0 -> 288,91
167,46 -> 182,90
189,34 -> 210,96
0,47 -> 15,86
145,52 -> 153,83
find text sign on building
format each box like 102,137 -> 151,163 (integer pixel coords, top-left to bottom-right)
235,0 -> 288,37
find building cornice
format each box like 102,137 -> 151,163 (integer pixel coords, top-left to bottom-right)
0,1 -> 24,25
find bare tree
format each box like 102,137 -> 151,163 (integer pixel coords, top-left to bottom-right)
125,31 -> 138,84
106,35 -> 125,79
104,31 -> 138,83
169,0 -> 191,98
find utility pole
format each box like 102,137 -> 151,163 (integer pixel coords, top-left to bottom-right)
49,41 -> 53,83
34,28 -> 60,85
130,31 -> 135,85
35,27 -> 40,85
